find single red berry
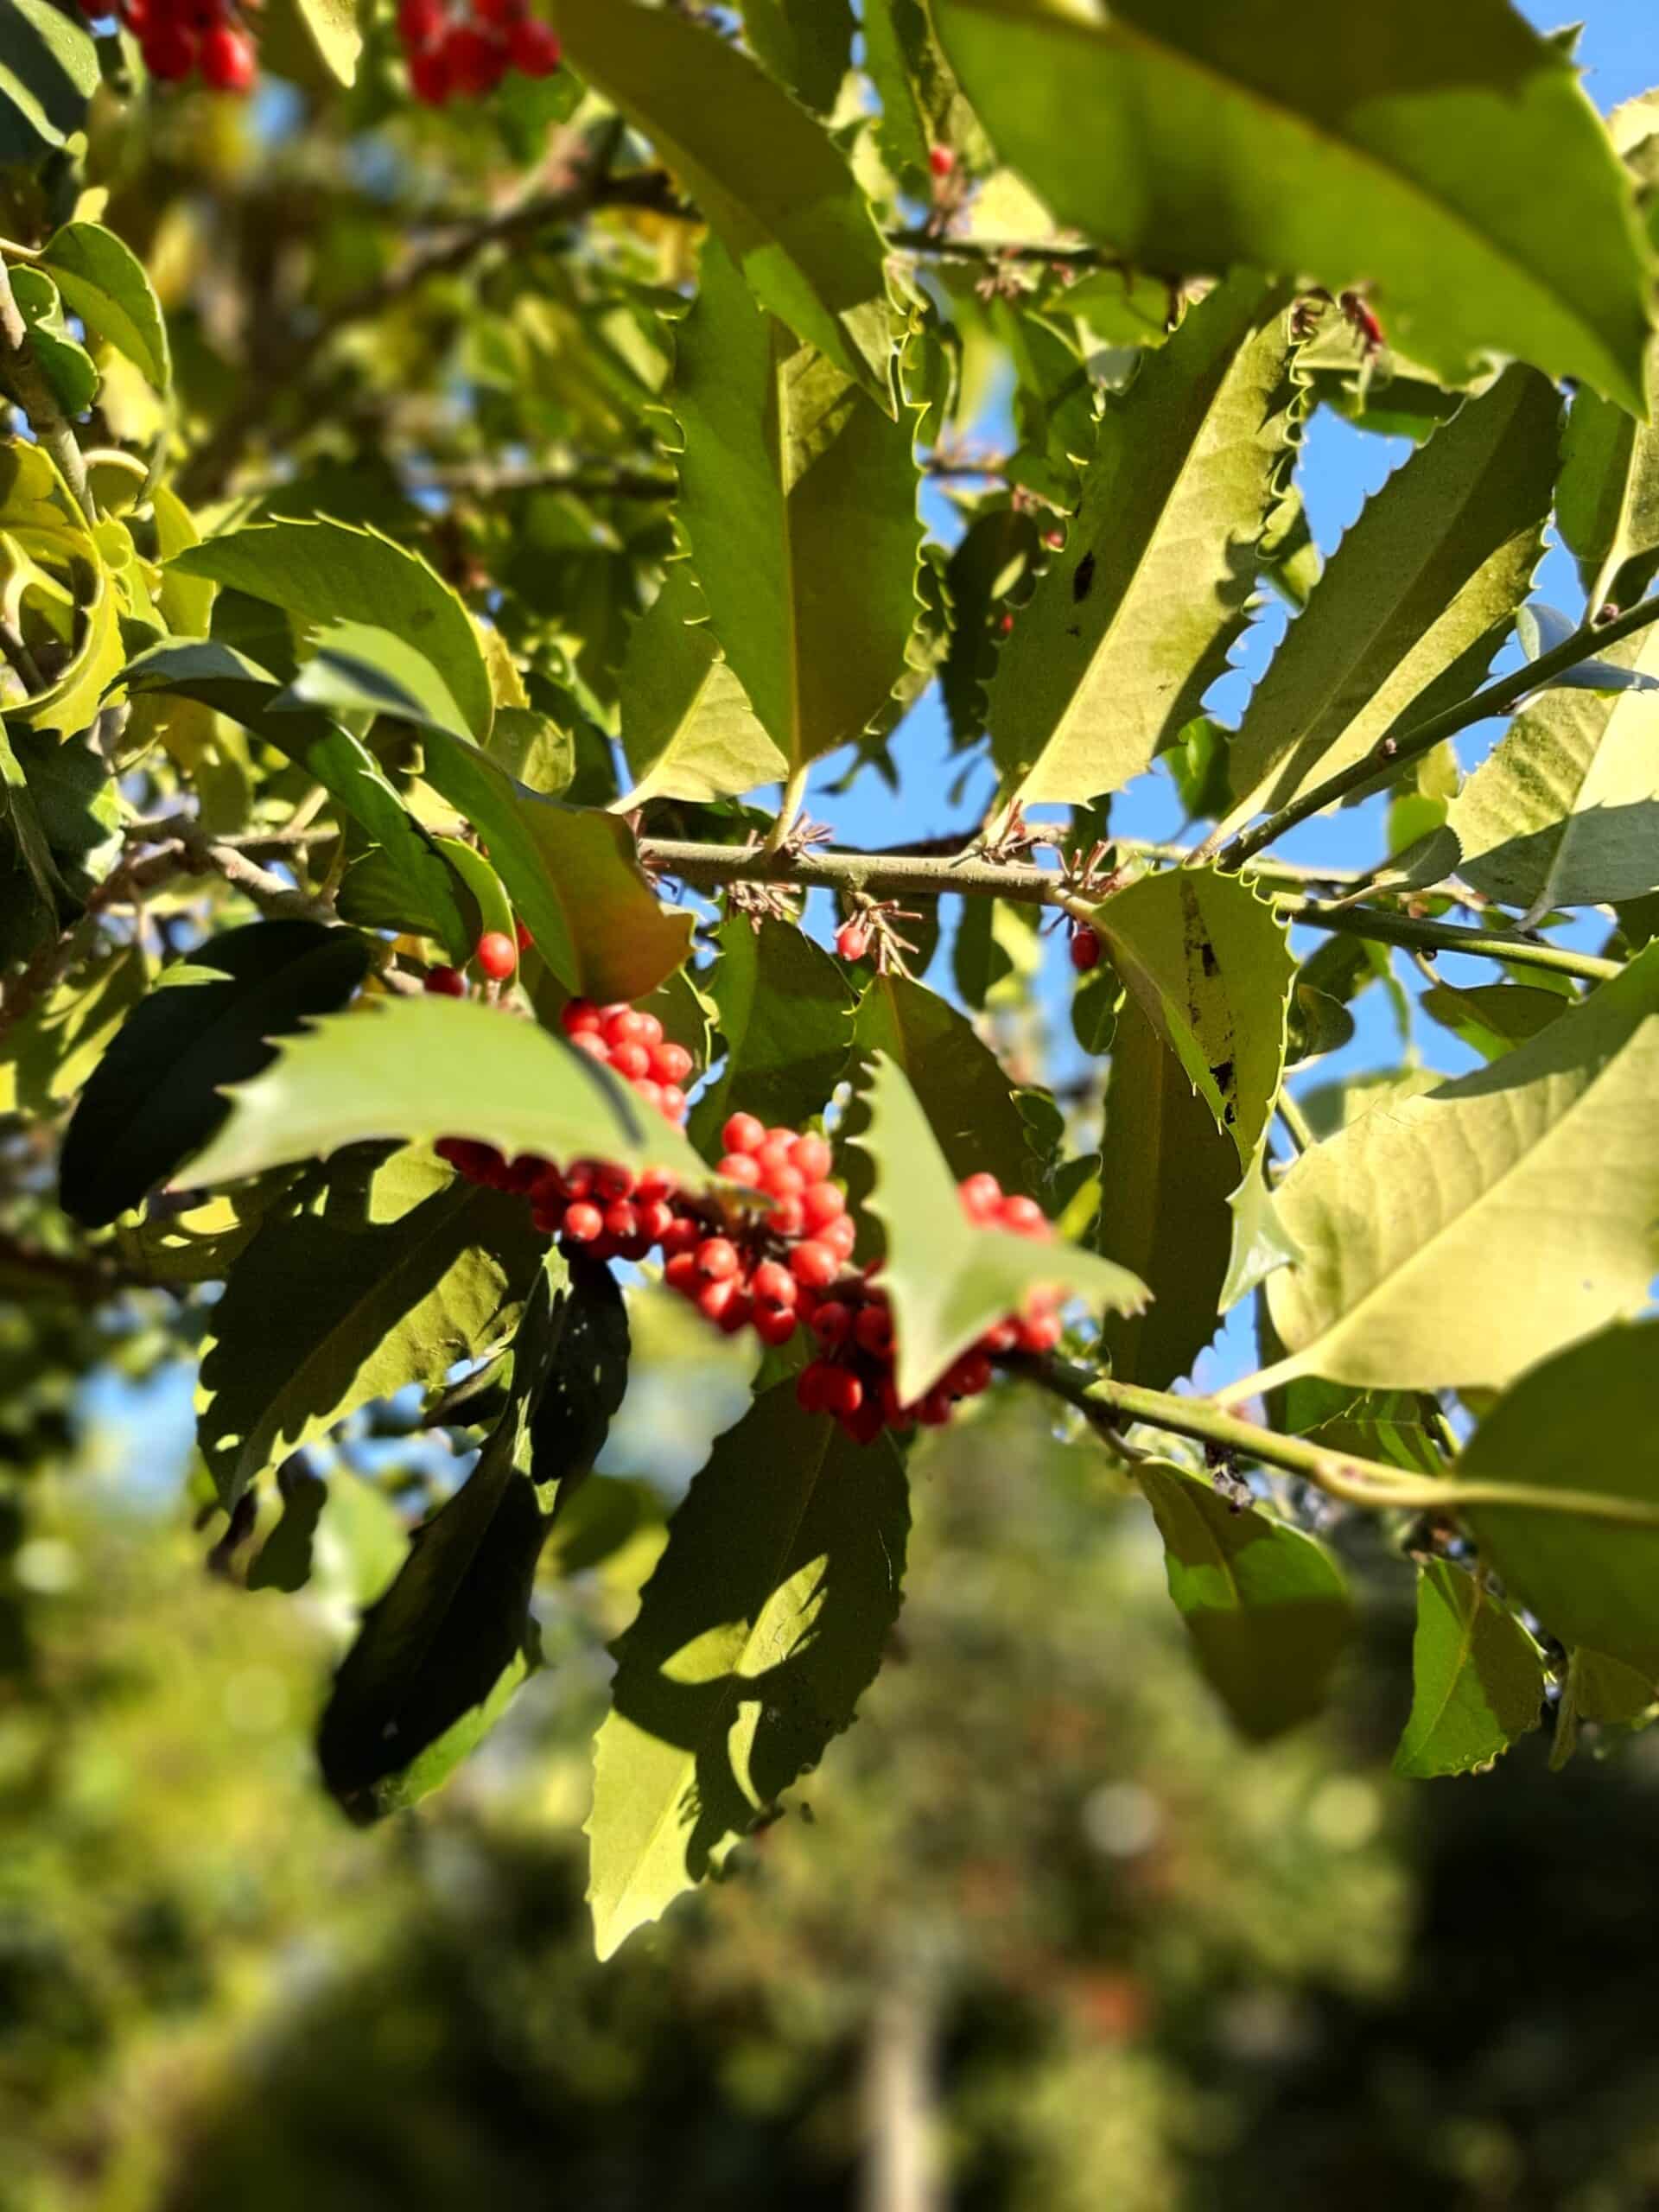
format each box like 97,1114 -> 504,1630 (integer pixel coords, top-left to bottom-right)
959,1172 -> 1002,1222
610,1041 -> 652,1082
845,1399 -> 887,1447
771,1195 -> 806,1238
563,1201 -> 604,1244
791,1241 -> 840,1290
811,1300 -> 852,1347
475,930 -> 518,981
122,0 -> 151,28
715,1292 -> 753,1337
801,1180 -> 846,1230
751,1261 -> 797,1309
722,1112 -> 766,1157
664,1251 -> 701,1295
1015,1310 -> 1063,1355
515,918 -> 534,951
855,1304 -> 893,1356
1069,923 -> 1103,974
397,0 -> 443,41
836,917 -> 873,963
998,611 -> 1015,636
637,1198 -> 676,1244
424,964 -> 467,998
506,14 -> 562,73
651,1041 -> 694,1086
658,1084 -> 688,1123
602,1201 -> 639,1243
1000,1194 -> 1049,1238
200,18 -> 257,86
820,1213 -> 858,1260
563,1162 -> 595,1200
791,1133 -> 832,1183
929,144 -> 957,178
980,1319 -> 1020,1356
561,997 -> 601,1035
442,21 -> 508,93
696,1277 -> 740,1325
143,18 -> 199,78
695,1236 -> 740,1283
824,1369 -> 865,1420
631,1078 -> 667,1117
753,1303 -> 798,1347
570,1030 -> 609,1063
797,1362 -> 832,1414
407,41 -> 451,99
594,1161 -> 636,1202
948,1351 -> 994,1400
719,1153 -> 763,1188
660,1216 -> 701,1258
604,1008 -> 648,1047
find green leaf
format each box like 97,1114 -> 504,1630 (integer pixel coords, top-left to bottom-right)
586,1381 -> 909,1960
0,0 -> 97,162
1458,1320 -> 1659,1678
671,237 -> 921,775
739,0 -> 852,111
122,639 -> 478,964
37,222 -> 172,392
1220,366 -> 1560,831
551,0 -> 895,409
0,440 -> 124,743
837,972 -> 1044,1246
988,277 -> 1302,810
616,563 -> 786,808
317,1259 -> 567,1821
1449,625 -> 1659,918
862,0 -> 990,190
686,915 -> 856,1155
186,994 -> 714,1194
416,728 -> 694,1003
1419,981 -> 1567,1062
1264,944 -> 1659,1392
10,269 -> 97,419
1552,1643 -> 1658,1768
931,0 -> 1655,412
939,505 -> 1039,748
1557,377 -> 1659,614
171,519 -> 495,742
1392,1560 -> 1544,1778
4,941 -> 146,1116
1093,995 -> 1235,1389
1136,1459 -> 1351,1741
853,1051 -> 1147,1403
198,1145 -> 544,1508
528,1255 -> 632,1502
59,919 -> 372,1230
289,0 -> 362,85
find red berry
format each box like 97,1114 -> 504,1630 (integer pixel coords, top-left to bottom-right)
801,1180 -> 846,1230
844,1399 -> 887,1447
398,0 -> 444,40
695,1236 -> 740,1282
751,1261 -> 797,1309
563,1202 -> 604,1244
1014,1310 -> 1063,1355
658,1084 -> 688,1122
561,998 -> 601,1034
836,918 -> 872,963
1069,923 -> 1103,974
664,1251 -> 700,1295
407,42 -> 451,98
570,1031 -> 609,1063
200,22 -> 257,91
442,22 -> 508,92
660,1217 -> 701,1258
1000,1194 -> 1049,1238
605,1041 -> 648,1082
143,18 -> 199,77
980,1319 -> 1020,1356
854,1304 -> 893,1356
820,1213 -> 858,1260
797,1362 -> 833,1414
604,1008 -> 648,1047
811,1301 -> 852,1347
697,1278 -> 740,1325
719,1153 -> 763,1188
948,1351 -> 994,1400
476,930 -> 518,981
929,144 -> 957,178
753,1303 -> 798,1347
723,1112 -> 766,1156
959,1173 -> 1002,1221
651,1041 -> 694,1086
791,1241 -> 840,1290
631,1078 -> 666,1117
791,1133 -> 832,1182
563,1163 -> 594,1200
594,1161 -> 635,1202
637,1198 -> 676,1244
424,964 -> 467,998
824,1370 -> 864,1420
770,1196 -> 805,1238
515,918 -> 534,951
506,14 -> 562,73
602,1201 -> 639,1243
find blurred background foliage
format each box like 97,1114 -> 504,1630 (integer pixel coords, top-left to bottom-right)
8,1305 -> 1659,2211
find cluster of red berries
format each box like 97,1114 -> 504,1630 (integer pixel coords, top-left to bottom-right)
427,974 -> 1073,1442
87,0 -> 257,90
397,0 -> 562,103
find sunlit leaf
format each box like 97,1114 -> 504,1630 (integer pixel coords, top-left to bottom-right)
38,221 -> 172,391
686,915 -> 856,1154
616,563 -> 786,807
1393,1560 -> 1544,1778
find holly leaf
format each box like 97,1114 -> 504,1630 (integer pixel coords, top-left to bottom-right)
1461,1320 -> 1659,1681
1093,995 -> 1235,1390
616,563 -> 786,808
862,0 -> 991,191
317,1259 -> 567,1821
671,238 -> 921,775
1392,1560 -> 1545,1778
0,0 -> 97,163
185,995 -> 714,1193
1552,1643 -> 1658,1770
197,1143 -> 544,1510
988,277 -> 1302,810
1557,378 -> 1659,615
931,0 -> 1654,411
1450,625 -> 1659,918
1264,944 -> 1659,1392
289,0 -> 361,85
10,269 -> 98,418
170,518 -> 495,741
59,919 -> 372,1230
738,0 -> 852,111
37,221 -> 172,391
586,1381 -> 910,1959
1220,366 -> 1560,832
1136,1459 -> 1351,1741
1419,981 -> 1567,1062
853,1051 -> 1147,1404
550,0 -> 896,408
686,916 -> 856,1154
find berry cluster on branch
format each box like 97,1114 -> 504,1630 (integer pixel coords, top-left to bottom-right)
87,0 -> 258,91
397,0 -> 563,104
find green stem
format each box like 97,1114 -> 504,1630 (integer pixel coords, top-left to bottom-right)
1211,592 -> 1659,871
760,763 -> 811,857
1020,1357 -> 1659,1533
1275,1087 -> 1316,1154
1270,894 -> 1622,985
